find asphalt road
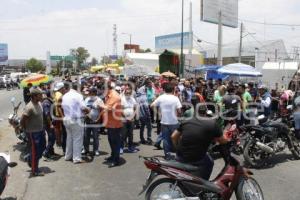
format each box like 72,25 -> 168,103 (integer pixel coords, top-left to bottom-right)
0,89 -> 300,200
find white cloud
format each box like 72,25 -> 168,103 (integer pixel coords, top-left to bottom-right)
0,0 -> 300,59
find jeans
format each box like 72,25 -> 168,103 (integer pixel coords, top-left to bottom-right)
61,124 -> 67,153
161,124 -> 179,155
64,120 -> 84,162
27,131 -> 46,173
121,121 -> 134,149
176,154 -> 214,180
84,125 -> 99,152
44,128 -> 56,156
155,132 -> 163,146
107,128 -> 122,163
140,118 -> 152,142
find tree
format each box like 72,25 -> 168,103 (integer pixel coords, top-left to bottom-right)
101,56 -> 112,65
145,48 -> 152,53
91,57 -> 98,66
70,47 -> 90,71
26,58 -> 44,72
114,57 -> 124,66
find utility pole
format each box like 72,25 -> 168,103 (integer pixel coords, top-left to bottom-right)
188,0 -> 193,55
113,24 -> 118,57
180,0 -> 184,78
238,23 -> 244,63
217,10 -> 223,66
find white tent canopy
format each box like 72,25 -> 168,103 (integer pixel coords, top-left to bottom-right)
218,63 -> 262,77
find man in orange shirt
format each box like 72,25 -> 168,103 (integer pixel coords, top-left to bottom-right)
101,81 -> 123,168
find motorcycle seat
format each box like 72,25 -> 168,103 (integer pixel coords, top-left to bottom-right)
159,160 -> 200,172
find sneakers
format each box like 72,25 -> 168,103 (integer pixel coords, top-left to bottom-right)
154,143 -> 163,150
127,147 -> 139,153
81,149 -> 87,155
31,170 -> 45,177
73,160 -> 87,164
94,151 -> 100,156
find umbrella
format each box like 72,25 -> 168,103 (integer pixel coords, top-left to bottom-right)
161,71 -> 176,78
20,74 -> 53,88
218,63 -> 262,77
90,65 -> 105,73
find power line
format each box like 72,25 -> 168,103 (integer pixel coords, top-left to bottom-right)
239,18 -> 300,27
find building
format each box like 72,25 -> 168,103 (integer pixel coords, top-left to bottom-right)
203,39 -> 290,71
262,62 -> 299,89
0,59 -> 47,73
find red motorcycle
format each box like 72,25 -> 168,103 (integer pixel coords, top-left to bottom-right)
139,153 -> 263,200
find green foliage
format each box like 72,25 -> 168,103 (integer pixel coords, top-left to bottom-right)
91,57 -> 98,66
26,58 -> 44,72
114,57 -> 124,66
70,47 -> 90,70
145,48 -> 152,53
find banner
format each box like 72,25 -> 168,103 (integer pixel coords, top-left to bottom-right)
0,43 -> 8,65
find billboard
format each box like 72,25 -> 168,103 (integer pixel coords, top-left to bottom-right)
155,32 -> 192,50
201,0 -> 238,28
0,43 -> 8,65
124,44 -> 140,53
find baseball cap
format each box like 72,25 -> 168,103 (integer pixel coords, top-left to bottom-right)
54,82 -> 64,91
30,88 -> 44,95
115,86 -> 121,91
89,87 -> 98,93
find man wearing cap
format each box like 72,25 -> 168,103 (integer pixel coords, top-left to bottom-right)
42,93 -> 56,160
20,88 -> 46,176
258,85 -> 272,118
61,83 -> 89,164
83,87 -> 104,156
53,82 -> 67,154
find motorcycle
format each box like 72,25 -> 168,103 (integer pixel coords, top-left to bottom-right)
8,97 -> 27,144
209,121 -> 245,158
139,152 -> 264,200
242,114 -> 300,168
0,152 -> 17,196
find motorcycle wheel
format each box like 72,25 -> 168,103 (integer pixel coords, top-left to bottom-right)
236,177 -> 264,200
288,134 -> 300,160
145,178 -> 187,200
243,140 -> 266,168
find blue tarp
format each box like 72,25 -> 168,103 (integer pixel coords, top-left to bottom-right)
190,65 -> 228,80
192,65 -> 222,72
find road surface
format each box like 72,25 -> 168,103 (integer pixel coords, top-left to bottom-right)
0,89 -> 299,200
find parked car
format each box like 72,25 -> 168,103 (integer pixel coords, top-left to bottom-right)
0,77 -> 7,89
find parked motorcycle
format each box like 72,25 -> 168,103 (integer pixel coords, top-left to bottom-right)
0,152 -> 17,196
243,115 -> 300,168
209,121 -> 245,158
139,152 -> 264,200
8,97 -> 27,144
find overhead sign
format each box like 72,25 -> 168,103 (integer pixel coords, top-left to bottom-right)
0,43 -> 8,65
155,32 -> 192,50
201,0 -> 238,28
50,55 -> 75,61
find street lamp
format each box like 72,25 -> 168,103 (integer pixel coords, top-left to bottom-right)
122,32 -> 132,53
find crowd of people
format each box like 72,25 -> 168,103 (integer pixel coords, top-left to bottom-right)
20,74 -> 297,177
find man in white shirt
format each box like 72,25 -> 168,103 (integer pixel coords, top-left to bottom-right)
121,87 -> 138,153
83,87 -> 104,156
151,82 -> 182,157
61,83 -> 89,164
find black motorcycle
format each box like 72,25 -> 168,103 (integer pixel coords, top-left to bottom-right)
8,97 -> 27,144
242,115 -> 300,168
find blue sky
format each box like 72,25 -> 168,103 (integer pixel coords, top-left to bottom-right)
1,0 -> 300,60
